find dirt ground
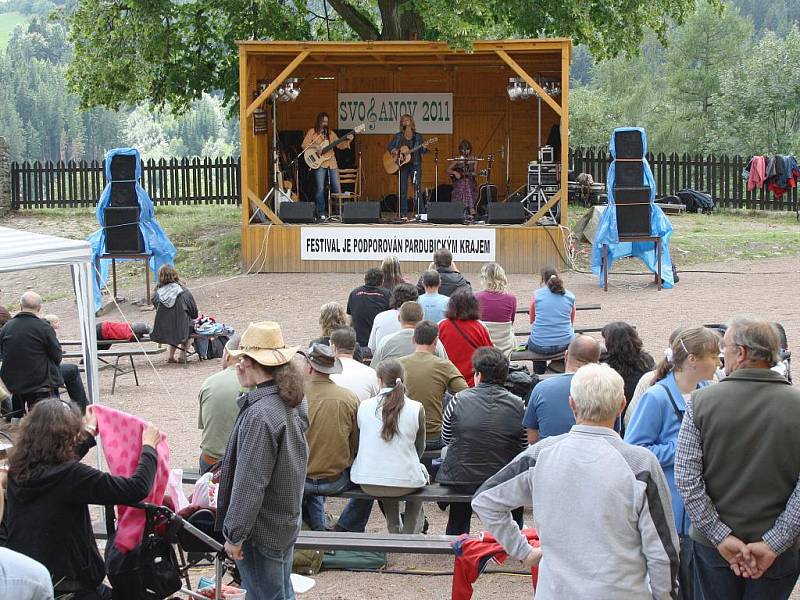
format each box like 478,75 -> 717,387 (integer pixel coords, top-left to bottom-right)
0,232 -> 800,599
4,250 -> 800,598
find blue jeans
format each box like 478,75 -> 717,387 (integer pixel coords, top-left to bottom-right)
312,167 -> 341,216
525,341 -> 569,375
336,497 -> 375,533
396,163 -> 420,213
237,540 -> 295,600
693,541 -> 800,600
303,470 -> 351,531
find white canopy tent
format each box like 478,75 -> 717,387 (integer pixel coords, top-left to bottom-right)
0,226 -> 100,407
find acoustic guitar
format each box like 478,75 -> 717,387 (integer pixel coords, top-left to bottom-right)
303,124 -> 366,169
383,137 -> 438,174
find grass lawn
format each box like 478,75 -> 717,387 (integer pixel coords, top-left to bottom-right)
568,206 -> 800,270
3,204 -> 798,291
0,12 -> 27,49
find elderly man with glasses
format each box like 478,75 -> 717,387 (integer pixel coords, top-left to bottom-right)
675,318 -> 800,600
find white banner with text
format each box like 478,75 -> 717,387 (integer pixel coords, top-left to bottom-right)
301,227 -> 495,262
338,93 -> 453,134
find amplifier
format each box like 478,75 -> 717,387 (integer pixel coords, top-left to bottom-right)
616,204 -> 651,237
279,202 -> 315,223
612,186 -> 651,205
539,145 -> 554,163
427,202 -> 463,224
109,154 -> 137,182
613,130 -> 645,160
487,202 -> 526,224
614,161 -> 645,187
104,207 -> 143,253
109,181 -> 138,207
343,202 -> 380,224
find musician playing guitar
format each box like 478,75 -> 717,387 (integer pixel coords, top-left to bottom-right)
387,114 -> 427,215
302,112 -> 353,218
447,139 -> 479,219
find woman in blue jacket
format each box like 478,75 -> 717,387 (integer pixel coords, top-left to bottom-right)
625,326 -> 720,599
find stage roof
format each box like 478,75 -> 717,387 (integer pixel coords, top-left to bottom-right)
236,39 -> 570,71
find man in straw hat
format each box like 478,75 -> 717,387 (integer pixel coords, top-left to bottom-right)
216,321 -> 307,600
299,343 -> 360,532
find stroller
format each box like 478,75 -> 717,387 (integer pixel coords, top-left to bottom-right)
105,502 -> 239,600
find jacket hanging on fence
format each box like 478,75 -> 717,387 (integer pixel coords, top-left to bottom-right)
88,148 -> 177,311
743,154 -> 800,199
451,529 -> 540,600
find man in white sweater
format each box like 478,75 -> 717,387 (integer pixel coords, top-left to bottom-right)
472,363 -> 680,599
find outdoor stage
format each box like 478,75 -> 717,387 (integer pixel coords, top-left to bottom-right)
238,39 -> 571,273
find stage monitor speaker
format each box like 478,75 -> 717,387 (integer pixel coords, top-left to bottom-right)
109,154 -> 137,182
104,207 -> 143,253
612,186 -> 651,205
109,181 -> 138,207
616,204 -> 652,237
613,130 -> 645,159
279,201 -> 315,224
487,202 -> 526,224
615,161 -> 645,187
343,202 -> 380,224
427,202 -> 463,224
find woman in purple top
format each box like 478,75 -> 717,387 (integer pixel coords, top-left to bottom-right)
474,263 -> 517,323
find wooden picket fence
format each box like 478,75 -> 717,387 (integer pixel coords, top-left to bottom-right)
10,156 -> 241,208
571,147 -> 799,212
9,150 -> 799,211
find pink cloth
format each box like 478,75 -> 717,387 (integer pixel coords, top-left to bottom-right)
94,404 -> 170,552
748,155 -> 766,191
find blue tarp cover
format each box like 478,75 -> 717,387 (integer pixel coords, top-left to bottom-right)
88,148 -> 177,309
591,127 -> 675,288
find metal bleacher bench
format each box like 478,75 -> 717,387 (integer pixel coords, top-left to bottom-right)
295,530 -> 457,554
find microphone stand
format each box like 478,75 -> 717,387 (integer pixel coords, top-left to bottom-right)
434,147 -> 439,203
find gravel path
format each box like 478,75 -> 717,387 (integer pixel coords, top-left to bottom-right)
23,255 -> 800,599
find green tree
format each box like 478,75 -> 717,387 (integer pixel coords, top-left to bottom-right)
662,1 -> 752,151
709,27 -> 800,155
66,0 -> 698,113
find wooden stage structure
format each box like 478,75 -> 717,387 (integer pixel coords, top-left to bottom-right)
238,39 -> 571,273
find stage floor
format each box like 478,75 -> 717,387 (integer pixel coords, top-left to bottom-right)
241,221 -> 566,274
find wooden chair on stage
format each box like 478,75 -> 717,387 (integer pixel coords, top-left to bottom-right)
329,153 -> 363,217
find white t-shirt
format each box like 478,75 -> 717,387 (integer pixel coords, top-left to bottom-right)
331,357 -> 381,401
367,309 -> 401,351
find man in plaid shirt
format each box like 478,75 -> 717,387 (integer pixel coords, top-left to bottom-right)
675,318 -> 800,599
216,322 -> 308,600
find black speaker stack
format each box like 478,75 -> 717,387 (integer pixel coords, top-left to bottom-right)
611,130 -> 652,238
104,154 -> 144,253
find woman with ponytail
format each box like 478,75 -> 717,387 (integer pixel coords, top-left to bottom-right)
347,359 -> 428,534
625,326 -> 720,598
527,265 -> 576,374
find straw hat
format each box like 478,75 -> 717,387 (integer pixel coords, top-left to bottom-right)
227,321 -> 298,367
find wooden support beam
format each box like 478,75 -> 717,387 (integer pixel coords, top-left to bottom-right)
245,50 -> 310,118
560,41 -> 570,228
525,189 -> 562,225
248,189 -> 283,225
239,46 -> 250,232
495,49 -> 561,117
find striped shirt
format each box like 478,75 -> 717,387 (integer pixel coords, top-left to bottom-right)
472,425 -> 679,600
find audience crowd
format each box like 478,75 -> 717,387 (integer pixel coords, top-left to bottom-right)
0,248 -> 798,600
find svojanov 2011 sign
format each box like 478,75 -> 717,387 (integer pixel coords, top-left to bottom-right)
301,227 -> 495,262
338,93 -> 453,134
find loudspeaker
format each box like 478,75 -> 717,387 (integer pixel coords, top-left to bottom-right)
109,154 -> 137,182
612,186 -> 651,205
616,204 -> 651,237
487,202 -> 526,224
427,202 -> 463,224
279,201 -> 315,223
615,161 -> 645,187
109,181 -> 138,207
104,207 -> 143,253
343,202 -> 380,224
613,130 -> 645,159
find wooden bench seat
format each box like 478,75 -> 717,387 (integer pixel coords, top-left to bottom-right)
338,483 -> 472,503
295,530 -> 456,554
513,326 -> 604,338
515,302 -> 601,315
62,347 -> 165,394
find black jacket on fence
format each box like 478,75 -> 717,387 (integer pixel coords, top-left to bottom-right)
437,383 -> 525,489
0,311 -> 63,394
2,435 -> 157,595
